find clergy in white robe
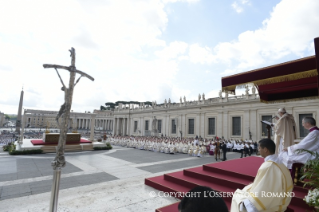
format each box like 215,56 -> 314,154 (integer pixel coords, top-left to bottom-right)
231,138 -> 293,212
280,116 -> 319,169
273,108 -> 296,155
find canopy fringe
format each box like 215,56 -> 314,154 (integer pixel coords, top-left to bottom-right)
222,69 -> 318,94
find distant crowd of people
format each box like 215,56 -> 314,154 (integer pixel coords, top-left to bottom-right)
108,135 -> 258,161
0,134 -> 16,145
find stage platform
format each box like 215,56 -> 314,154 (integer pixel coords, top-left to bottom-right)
145,156 -> 312,212
19,138 -> 105,153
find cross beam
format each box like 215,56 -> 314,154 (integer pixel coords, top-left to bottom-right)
43,64 -> 94,81
43,48 -> 94,212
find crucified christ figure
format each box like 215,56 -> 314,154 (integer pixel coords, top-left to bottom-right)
44,47 -> 94,169
43,48 -> 94,212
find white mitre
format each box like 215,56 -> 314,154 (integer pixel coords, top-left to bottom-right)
278,107 -> 286,113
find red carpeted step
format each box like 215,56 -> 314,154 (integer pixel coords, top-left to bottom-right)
145,175 -> 192,195
147,157 -> 312,212
154,199 -> 232,212
165,171 -> 244,196
185,166 -> 253,186
155,202 -> 179,212
204,156 -> 263,177
288,197 -> 313,212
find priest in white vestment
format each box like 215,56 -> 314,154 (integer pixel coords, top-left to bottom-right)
231,138 -> 293,212
280,116 -> 319,169
272,108 -> 296,154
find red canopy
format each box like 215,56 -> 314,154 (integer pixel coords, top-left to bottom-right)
221,37 -> 319,103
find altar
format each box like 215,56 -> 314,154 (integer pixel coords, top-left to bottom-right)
43,133 -> 81,144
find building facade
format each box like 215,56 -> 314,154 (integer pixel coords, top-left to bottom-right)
22,109 -> 114,131
19,92 -> 319,141
112,93 -> 319,141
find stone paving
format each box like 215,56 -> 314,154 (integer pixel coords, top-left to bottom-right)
0,146 -> 249,212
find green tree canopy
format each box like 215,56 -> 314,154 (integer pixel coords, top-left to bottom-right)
100,100 -> 154,110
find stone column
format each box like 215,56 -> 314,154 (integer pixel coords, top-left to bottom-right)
250,110 -> 257,141
127,118 -> 130,135
116,118 -> 120,135
217,111 -> 223,137
200,113 -> 205,137
112,119 -> 116,135
90,114 -> 96,142
223,111 -> 228,138
124,118 -> 127,135
196,114 -> 201,137
244,110 -> 250,140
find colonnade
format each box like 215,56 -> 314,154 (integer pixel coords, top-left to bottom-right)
95,119 -> 113,131
113,118 -> 129,135
74,118 -> 113,130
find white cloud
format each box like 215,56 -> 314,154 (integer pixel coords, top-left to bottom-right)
1,0 -> 319,114
155,41 -> 188,60
0,0 -> 192,113
220,69 -> 240,76
231,0 -> 251,13
231,2 -> 243,13
218,0 -> 319,75
188,44 -> 216,64
206,89 -> 220,99
163,0 -> 199,3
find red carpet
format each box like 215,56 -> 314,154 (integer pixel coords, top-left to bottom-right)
145,156 -> 312,212
31,139 -> 92,145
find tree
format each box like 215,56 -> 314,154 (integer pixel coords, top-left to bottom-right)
5,114 -> 10,120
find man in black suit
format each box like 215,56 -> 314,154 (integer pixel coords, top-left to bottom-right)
221,141 -> 227,161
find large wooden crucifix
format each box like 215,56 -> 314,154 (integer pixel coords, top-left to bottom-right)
43,48 -> 94,212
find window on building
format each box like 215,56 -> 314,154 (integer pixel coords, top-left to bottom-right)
232,117 -> 241,136
134,121 -> 138,132
299,114 -> 313,138
188,119 -> 194,134
145,120 -> 149,131
261,115 -> 273,137
157,120 -> 162,133
171,119 -> 176,134
208,118 -> 215,135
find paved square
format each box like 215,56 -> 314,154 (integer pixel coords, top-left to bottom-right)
0,146 -> 253,211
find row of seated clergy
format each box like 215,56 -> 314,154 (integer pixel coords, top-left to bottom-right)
279,116 -> 319,181
231,117 -> 318,211
188,144 -> 206,157
110,138 -> 209,155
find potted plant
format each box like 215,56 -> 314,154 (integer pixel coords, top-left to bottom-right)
297,149 -> 319,210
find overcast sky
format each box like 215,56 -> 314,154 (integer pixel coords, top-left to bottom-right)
1,0 -> 319,114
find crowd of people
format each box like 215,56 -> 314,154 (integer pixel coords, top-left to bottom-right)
108,135 -> 258,161
0,134 -> 15,145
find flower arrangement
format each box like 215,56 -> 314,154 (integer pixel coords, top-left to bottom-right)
304,188 -> 319,209
296,149 -> 319,210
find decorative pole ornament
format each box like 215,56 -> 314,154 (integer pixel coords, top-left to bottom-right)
43,48 -> 94,212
